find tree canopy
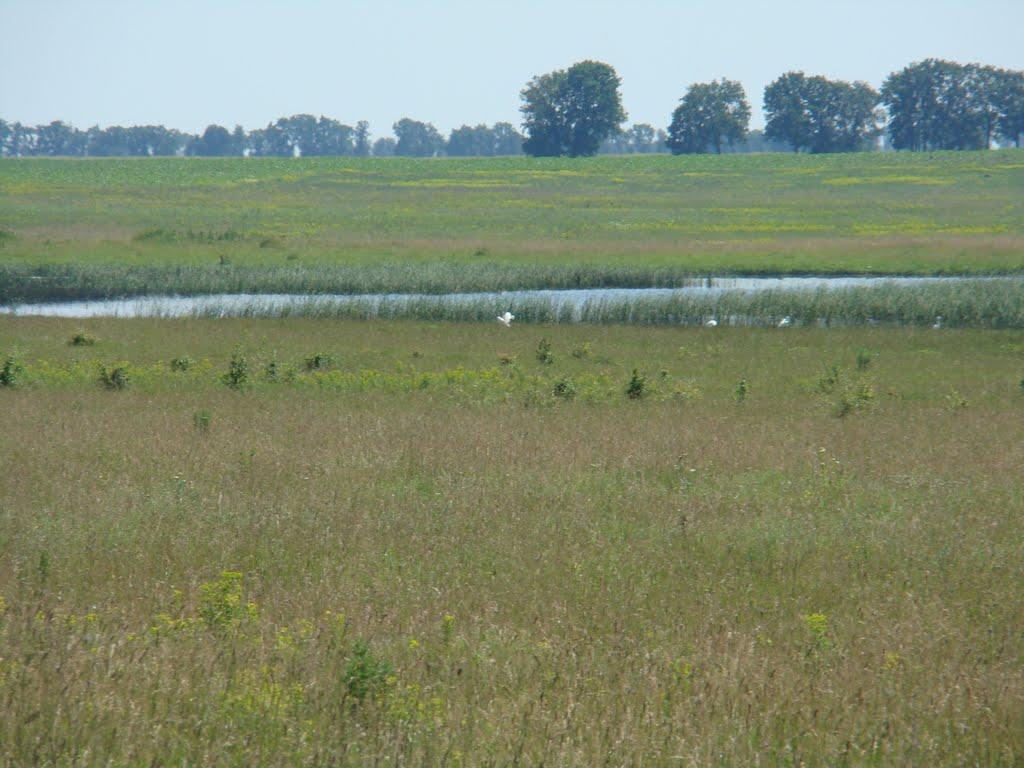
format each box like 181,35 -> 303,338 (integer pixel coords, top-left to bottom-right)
392,118 -> 445,157
764,72 -> 881,153
993,70 -> 1024,147
446,123 -> 525,157
882,59 -> 1024,150
667,79 -> 751,154
600,124 -> 668,154
521,60 -> 627,157
187,125 -> 236,157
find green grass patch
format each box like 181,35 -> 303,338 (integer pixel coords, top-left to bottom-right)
1,151 -> 1022,277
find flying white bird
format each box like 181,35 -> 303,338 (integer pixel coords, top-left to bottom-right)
704,318 -> 718,328
497,311 -> 514,327
778,316 -> 792,328
932,315 -> 943,329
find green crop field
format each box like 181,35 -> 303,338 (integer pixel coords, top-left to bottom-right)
1,152 -> 1023,297
1,318 -> 1023,765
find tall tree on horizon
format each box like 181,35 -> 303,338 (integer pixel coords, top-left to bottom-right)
392,118 -> 445,157
764,72 -> 880,153
371,136 -> 396,157
881,59 -> 995,151
994,69 -> 1024,147
667,79 -> 751,154
521,60 -> 627,157
188,124 -> 234,156
354,121 -> 371,157
446,124 -> 495,157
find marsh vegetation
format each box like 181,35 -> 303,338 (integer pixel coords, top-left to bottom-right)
1,318 -> 1022,765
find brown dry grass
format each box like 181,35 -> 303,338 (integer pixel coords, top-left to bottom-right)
0,318 -> 1022,765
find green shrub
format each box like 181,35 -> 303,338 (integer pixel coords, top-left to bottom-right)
222,349 -> 249,390
0,356 -> 24,387
344,639 -> 393,703
536,338 -> 554,365
304,352 -> 335,371
735,378 -> 749,404
264,357 -> 281,382
98,364 -> 130,390
571,342 -> 591,359
68,330 -> 98,347
553,377 -> 577,400
626,369 -> 646,400
169,356 -> 195,373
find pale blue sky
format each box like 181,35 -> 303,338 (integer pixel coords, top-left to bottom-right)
1,0 -> 1021,138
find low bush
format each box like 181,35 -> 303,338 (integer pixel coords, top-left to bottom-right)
536,338 -> 554,365
222,349 -> 250,391
0,356 -> 23,387
304,352 -> 335,371
169,356 -> 195,373
553,377 -> 577,400
68,330 -> 98,347
626,369 -> 646,400
98,364 -> 130,390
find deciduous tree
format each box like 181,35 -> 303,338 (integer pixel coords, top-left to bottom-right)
521,60 -> 626,157
392,118 -> 444,157
667,79 -> 751,154
765,72 -> 880,153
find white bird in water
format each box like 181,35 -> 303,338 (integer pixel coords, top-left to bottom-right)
778,316 -> 792,328
704,318 -> 718,328
497,311 -> 514,327
932,315 -> 943,329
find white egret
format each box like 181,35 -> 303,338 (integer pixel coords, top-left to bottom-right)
704,318 -> 718,328
497,311 -> 514,327
778,316 -> 792,328
932,315 -> 943,329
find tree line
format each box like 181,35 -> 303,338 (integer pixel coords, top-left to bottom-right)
0,115 -> 526,159
2,58 -> 1021,159
522,58 -> 1023,157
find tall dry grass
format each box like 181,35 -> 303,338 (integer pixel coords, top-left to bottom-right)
0,318 -> 1022,765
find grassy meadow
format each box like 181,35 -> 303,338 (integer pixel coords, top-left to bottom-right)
1,151 -> 1023,303
1,151 -> 1023,764
1,317 -> 1023,765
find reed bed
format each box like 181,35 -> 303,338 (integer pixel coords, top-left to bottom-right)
157,279 -> 1024,328
0,263 -> 710,304
579,279 -> 1024,328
